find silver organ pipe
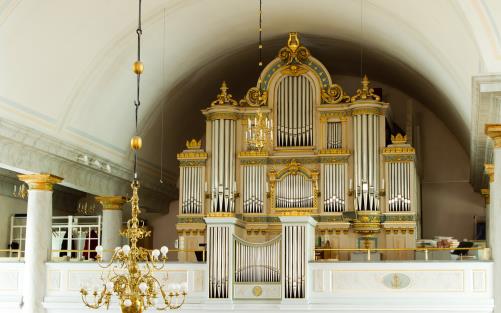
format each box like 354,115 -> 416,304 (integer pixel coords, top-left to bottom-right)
327,122 -> 342,149
234,235 -> 281,283
208,225 -> 230,298
323,163 -> 346,212
353,114 -> 380,211
276,75 -> 314,147
243,164 -> 266,213
211,119 -> 236,213
181,166 -> 204,214
283,225 -> 305,298
276,174 -> 313,208
388,161 -> 412,211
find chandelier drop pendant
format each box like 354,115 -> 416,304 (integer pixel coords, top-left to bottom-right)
80,0 -> 187,311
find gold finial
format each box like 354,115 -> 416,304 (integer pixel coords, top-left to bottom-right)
287,32 -> 300,52
278,32 -> 310,65
211,81 -> 238,106
186,139 -> 202,150
351,74 -> 381,102
390,133 -> 407,144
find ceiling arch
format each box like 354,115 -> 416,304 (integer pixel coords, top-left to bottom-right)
0,0 -> 488,182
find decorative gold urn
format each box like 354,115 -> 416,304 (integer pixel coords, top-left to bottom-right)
352,211 -> 382,235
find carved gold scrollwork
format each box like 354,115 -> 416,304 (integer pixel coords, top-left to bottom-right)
321,84 -> 350,104
351,75 -> 381,102
211,81 -> 238,106
278,32 -> 310,65
240,87 -> 268,107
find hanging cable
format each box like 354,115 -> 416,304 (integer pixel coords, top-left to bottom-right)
258,0 -> 263,90
160,8 -> 166,184
360,0 -> 364,78
131,0 -> 144,180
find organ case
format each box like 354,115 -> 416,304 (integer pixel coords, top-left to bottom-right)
176,33 -> 419,267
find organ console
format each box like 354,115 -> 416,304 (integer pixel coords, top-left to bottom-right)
176,32 -> 419,299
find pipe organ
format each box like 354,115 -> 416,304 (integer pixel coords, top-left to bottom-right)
234,235 -> 281,283
242,164 -> 266,213
322,163 -> 347,212
176,33 -> 419,300
276,75 -> 314,147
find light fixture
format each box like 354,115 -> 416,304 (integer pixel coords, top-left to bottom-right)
12,183 -> 28,199
246,110 -> 272,151
80,0 -> 186,311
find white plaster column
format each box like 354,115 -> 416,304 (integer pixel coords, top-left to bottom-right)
18,173 -> 63,313
95,195 -> 126,261
485,124 -> 501,313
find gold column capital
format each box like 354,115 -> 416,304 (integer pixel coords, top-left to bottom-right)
484,163 -> 495,183
17,173 -> 63,191
485,124 -> 501,148
480,188 -> 490,206
95,195 -> 127,210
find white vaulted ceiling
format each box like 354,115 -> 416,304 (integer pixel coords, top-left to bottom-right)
1,0 -> 500,182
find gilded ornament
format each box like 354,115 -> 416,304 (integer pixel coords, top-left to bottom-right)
278,32 -> 310,65
95,195 -> 127,211
210,81 -> 238,106
484,163 -> 494,183
485,124 -> 501,148
391,133 -> 407,144
281,64 -> 308,76
252,286 -> 263,297
321,84 -> 350,104
319,148 -> 350,155
132,61 -> 144,74
240,87 -> 268,107
186,139 -> 202,150
18,173 -> 63,191
130,136 -> 142,150
351,75 -> 381,102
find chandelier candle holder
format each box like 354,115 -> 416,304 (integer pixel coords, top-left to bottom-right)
246,110 -> 273,151
80,181 -> 187,312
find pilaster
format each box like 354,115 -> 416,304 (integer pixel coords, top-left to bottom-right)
485,124 -> 501,313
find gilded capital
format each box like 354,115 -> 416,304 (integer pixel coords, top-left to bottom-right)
95,195 -> 127,210
17,173 -> 63,191
480,188 -> 490,206
484,163 -> 495,183
485,124 -> 501,148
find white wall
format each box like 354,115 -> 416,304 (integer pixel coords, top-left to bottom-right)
0,195 -> 26,251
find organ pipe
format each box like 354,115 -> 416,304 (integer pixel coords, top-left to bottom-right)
283,225 -> 305,298
181,166 -> 205,214
353,114 -> 380,211
276,75 -> 314,147
243,164 -> 266,213
322,163 -> 347,212
234,235 -> 281,283
211,119 -> 236,213
387,161 -> 412,211
275,173 -> 314,208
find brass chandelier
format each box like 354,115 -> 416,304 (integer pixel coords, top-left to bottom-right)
80,0 -> 186,311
